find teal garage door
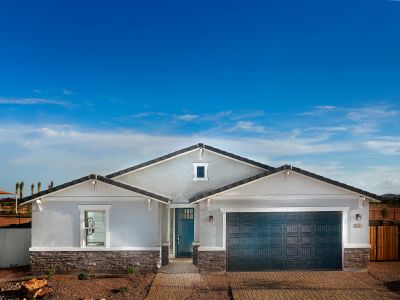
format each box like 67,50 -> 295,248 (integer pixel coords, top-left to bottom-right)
226,211 -> 342,271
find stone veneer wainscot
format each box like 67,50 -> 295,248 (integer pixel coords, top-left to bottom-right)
343,248 -> 370,270
30,250 -> 160,274
197,250 -> 225,272
161,244 -> 169,266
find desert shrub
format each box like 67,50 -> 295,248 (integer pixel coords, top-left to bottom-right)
127,265 -> 137,275
118,286 -> 129,292
78,272 -> 91,280
47,267 -> 56,280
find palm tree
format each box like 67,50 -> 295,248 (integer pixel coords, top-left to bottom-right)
31,184 -> 34,195
19,181 -> 24,199
37,181 -> 41,193
15,182 -> 19,215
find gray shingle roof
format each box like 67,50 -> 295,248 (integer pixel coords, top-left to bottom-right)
106,143 -> 274,178
20,174 -> 170,204
188,164 -> 381,203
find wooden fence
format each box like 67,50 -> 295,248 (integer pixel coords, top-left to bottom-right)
370,225 -> 399,261
370,205 -> 400,222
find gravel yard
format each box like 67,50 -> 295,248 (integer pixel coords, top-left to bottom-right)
2,262 -> 400,299
0,273 -> 155,300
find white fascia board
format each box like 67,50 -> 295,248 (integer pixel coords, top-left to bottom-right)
220,207 -> 350,213
169,203 -> 194,208
198,247 -> 225,251
343,244 -> 371,249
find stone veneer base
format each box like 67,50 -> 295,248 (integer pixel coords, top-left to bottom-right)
30,250 -> 160,274
343,248 -> 369,270
192,245 -> 199,266
161,245 -> 169,266
197,251 -> 225,272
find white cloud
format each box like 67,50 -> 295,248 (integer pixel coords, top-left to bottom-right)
0,97 -> 67,106
347,106 -> 399,121
174,114 -> 199,121
62,88 -> 74,95
2,121 -> 399,195
350,122 -> 378,135
125,112 -> 167,119
305,126 -> 347,133
233,121 -> 266,133
299,105 -> 337,116
363,137 -> 400,155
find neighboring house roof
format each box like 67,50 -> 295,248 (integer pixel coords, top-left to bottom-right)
188,164 -> 381,203
20,174 -> 170,204
106,143 -> 275,178
0,189 -> 13,195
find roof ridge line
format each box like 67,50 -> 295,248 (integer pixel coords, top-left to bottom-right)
106,143 -> 274,178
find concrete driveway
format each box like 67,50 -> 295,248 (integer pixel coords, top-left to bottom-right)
228,271 -> 399,300
145,259 -> 400,299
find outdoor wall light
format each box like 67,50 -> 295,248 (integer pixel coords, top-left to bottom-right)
36,199 -> 43,211
209,215 -> 214,223
355,213 -> 362,222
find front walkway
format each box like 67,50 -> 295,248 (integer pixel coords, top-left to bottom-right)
145,259 -> 230,299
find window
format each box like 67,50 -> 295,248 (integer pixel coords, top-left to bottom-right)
84,211 -> 105,247
79,205 -> 111,248
179,208 -> 194,220
197,166 -> 205,178
193,162 -> 209,181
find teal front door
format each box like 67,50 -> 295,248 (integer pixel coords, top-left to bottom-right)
175,208 -> 194,257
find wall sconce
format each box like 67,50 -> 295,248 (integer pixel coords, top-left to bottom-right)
209,215 -> 214,223
355,213 -> 362,222
36,199 -> 43,211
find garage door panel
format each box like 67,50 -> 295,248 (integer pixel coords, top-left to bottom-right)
226,211 -> 342,271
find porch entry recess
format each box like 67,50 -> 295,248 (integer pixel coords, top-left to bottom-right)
175,208 -> 194,257
226,211 -> 342,271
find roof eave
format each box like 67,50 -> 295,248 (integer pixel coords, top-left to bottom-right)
20,174 -> 170,205
106,143 -> 275,178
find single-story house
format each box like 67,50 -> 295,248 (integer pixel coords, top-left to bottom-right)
21,143 -> 380,273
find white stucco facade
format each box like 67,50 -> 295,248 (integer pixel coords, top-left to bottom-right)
23,144 -> 378,272
31,180 -> 163,250
196,171 -> 370,250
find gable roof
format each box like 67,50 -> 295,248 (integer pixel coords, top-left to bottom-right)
188,164 -> 381,203
20,174 -> 170,204
106,143 -> 274,178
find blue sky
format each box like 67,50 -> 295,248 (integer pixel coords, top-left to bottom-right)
0,0 -> 399,195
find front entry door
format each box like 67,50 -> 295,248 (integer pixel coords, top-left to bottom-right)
175,208 -> 194,257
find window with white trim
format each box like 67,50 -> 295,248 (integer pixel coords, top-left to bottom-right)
79,205 -> 111,248
193,162 -> 209,181
84,211 -> 105,247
